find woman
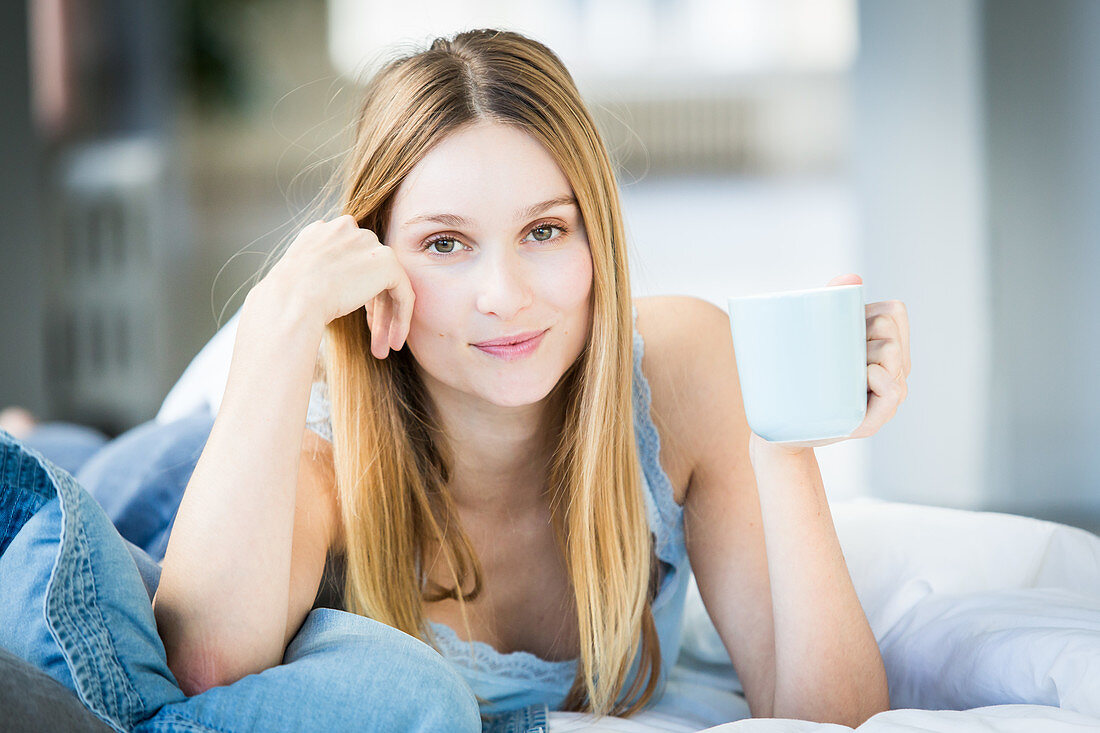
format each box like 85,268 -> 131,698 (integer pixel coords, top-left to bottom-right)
0,27 -> 909,731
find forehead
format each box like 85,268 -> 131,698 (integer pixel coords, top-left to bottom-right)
388,121 -> 574,224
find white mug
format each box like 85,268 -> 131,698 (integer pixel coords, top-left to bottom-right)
727,284 -> 867,444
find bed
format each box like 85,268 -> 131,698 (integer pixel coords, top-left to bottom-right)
156,311 -> 1100,732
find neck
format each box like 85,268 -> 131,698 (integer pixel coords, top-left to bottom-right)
422,374 -> 567,518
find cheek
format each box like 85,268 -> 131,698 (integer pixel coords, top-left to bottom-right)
539,248 -> 593,306
402,270 -> 456,338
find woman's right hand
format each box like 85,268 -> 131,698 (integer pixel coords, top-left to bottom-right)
259,214 -> 415,359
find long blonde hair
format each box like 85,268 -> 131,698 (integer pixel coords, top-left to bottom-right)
289,28 -> 662,717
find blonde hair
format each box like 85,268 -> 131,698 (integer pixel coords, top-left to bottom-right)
277,28 -> 662,717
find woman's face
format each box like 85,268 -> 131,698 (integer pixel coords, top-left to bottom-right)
384,120 -> 594,409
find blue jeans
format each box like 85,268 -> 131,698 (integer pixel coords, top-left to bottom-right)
19,410 -> 216,563
0,428 -> 484,732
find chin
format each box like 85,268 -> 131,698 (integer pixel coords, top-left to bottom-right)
481,376 -> 561,408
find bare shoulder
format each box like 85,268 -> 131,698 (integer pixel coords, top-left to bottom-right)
632,295 -> 731,506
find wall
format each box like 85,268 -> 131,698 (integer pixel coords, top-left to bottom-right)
851,0 -> 992,509
983,0 -> 1100,524
853,0 -> 1100,530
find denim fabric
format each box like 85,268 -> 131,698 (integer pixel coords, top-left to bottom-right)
0,431 -> 187,730
13,409 -> 215,564
481,702 -> 548,733
17,421 -> 111,478
73,408 -> 215,562
0,429 -> 483,732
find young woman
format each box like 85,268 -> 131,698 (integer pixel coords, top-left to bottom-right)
0,27 -> 909,731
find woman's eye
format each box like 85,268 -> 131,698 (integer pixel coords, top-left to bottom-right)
528,224 -> 558,242
424,237 -> 461,255
422,223 -> 567,257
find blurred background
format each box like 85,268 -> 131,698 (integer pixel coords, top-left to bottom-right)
1,0 -> 1098,533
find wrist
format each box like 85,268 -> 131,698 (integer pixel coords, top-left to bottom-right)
242,279 -> 324,349
748,432 -> 815,466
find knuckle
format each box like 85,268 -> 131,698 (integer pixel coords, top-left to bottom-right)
368,243 -> 394,260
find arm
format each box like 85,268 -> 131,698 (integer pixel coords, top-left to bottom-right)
153,282 -> 326,694
748,435 -> 889,725
153,216 -> 415,694
673,297 -> 888,726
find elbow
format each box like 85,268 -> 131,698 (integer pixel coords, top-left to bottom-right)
165,638 -> 280,697
845,659 -> 891,726
165,635 -> 284,697
169,649 -> 269,697
153,593 -> 287,697
850,682 -> 891,727
177,669 -> 220,698
155,595 -> 223,696
164,634 -> 241,697
168,649 -> 224,697
769,676 -> 891,727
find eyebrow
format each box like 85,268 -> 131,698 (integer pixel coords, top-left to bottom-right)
402,195 -> 578,229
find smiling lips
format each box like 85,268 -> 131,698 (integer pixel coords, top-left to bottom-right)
473,330 -> 546,347
472,329 -> 548,361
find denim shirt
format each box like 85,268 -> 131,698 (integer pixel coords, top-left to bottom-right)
306,305 -> 691,717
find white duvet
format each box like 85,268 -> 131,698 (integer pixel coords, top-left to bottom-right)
551,501 -> 1100,732
159,312 -> 1100,733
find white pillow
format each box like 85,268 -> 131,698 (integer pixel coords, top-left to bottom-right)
676,500 -> 1100,713
830,499 -> 1100,637
880,587 -> 1100,717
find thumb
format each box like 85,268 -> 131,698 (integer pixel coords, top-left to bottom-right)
827,273 -> 862,287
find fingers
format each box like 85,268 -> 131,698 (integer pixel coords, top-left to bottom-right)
387,296 -> 402,352
867,338 -> 905,383
866,300 -> 910,377
388,274 -> 415,351
849,362 -> 905,439
371,293 -> 391,359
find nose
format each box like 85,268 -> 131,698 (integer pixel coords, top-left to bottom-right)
474,245 -> 533,320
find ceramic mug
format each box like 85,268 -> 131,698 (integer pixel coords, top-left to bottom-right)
727,284 -> 867,444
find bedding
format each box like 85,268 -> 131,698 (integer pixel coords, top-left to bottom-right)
153,310 -> 1100,731
544,500 -> 1100,731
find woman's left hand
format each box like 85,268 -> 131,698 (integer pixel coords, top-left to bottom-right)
751,273 -> 910,454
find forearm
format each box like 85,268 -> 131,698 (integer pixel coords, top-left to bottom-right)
154,283 -> 323,691
749,437 -> 889,727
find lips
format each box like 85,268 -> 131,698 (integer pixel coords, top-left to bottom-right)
472,330 -> 546,347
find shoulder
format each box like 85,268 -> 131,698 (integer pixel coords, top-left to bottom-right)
632,295 -> 733,506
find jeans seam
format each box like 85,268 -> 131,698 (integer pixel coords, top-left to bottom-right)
45,459 -> 146,730
83,508 -> 150,714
